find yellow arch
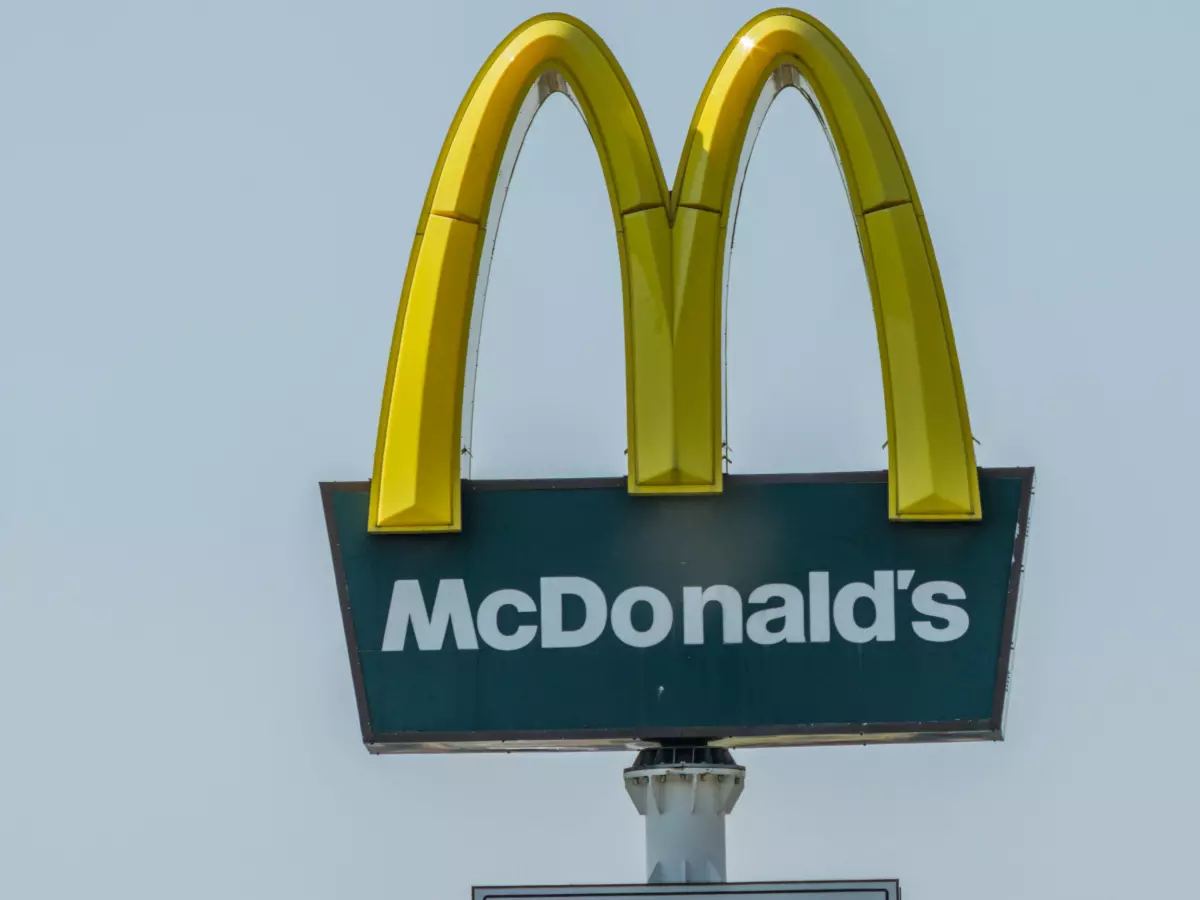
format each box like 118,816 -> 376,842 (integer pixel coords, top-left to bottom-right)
370,8 -> 980,532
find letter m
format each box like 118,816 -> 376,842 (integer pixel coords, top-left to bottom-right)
381,579 -> 479,651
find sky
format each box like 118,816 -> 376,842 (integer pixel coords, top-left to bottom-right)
2,1 -> 1199,898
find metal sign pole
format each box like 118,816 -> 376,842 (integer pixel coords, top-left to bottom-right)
623,744 -> 745,884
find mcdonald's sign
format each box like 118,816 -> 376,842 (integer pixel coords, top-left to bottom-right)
322,9 -> 1033,753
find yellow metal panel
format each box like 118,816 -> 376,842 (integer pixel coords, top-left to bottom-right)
372,14 -> 673,532
370,8 -> 981,531
865,204 -> 980,519
669,207 -> 722,488
428,17 -> 667,224
675,11 -> 910,219
371,216 -> 479,531
620,207 -> 677,487
621,206 -> 723,493
670,8 -> 978,519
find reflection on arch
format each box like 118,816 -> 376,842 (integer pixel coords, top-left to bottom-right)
371,9 -> 980,532
720,77 -> 883,476
462,74 -> 616,482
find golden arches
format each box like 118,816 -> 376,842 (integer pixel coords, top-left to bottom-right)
370,9 -> 980,532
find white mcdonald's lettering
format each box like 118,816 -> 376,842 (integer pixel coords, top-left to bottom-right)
380,573 -> 971,651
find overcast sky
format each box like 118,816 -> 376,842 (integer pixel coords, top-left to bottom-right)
3,1 -> 1199,898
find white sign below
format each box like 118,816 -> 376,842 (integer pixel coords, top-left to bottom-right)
473,882 -> 899,900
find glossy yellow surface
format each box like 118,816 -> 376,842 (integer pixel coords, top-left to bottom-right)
371,8 -> 980,532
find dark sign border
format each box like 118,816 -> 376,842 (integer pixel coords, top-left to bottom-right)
320,468 -> 1034,754
471,879 -> 900,899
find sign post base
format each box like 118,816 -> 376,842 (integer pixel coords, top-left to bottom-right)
624,745 -> 745,884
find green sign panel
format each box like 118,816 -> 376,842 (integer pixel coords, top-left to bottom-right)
321,469 -> 1032,753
